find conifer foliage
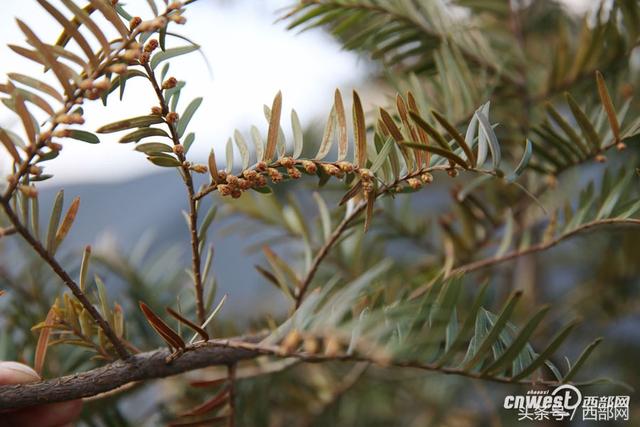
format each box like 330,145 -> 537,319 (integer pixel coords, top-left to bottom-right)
0,0 -> 639,425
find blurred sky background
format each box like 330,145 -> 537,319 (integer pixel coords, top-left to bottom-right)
0,0 -> 592,185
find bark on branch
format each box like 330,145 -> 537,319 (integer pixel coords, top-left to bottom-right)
0,339 -> 262,411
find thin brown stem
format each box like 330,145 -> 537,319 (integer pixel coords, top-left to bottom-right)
142,63 -> 206,325
450,218 -> 640,276
295,203 -> 365,308
0,200 -> 129,359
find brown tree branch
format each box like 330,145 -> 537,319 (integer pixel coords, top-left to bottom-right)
450,218 -> 640,276
0,333 -> 584,411
0,339 -> 260,411
0,200 -> 130,359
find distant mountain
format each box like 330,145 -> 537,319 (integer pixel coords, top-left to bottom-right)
38,171 -> 286,317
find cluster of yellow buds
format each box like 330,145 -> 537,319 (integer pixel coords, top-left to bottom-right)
398,172 -> 434,192
145,39 -> 159,53
336,161 -> 355,173
215,158 -> 362,199
407,178 -> 422,190
77,78 -> 110,100
129,16 -> 142,32
216,169 -> 269,198
358,168 -> 375,194
322,163 -> 342,177
140,39 -> 159,64
279,329 -> 343,357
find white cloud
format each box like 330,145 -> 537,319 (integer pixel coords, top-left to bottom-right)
0,0 -> 369,184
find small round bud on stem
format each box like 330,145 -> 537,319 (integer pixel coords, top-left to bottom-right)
337,161 -> 355,173
322,164 -> 341,177
144,39 -> 159,53
28,165 -> 43,176
324,336 -> 341,357
139,52 -> 150,65
190,164 -> 208,174
256,175 -> 267,187
358,168 -> 373,179
162,77 -> 177,90
217,184 -> 231,196
172,144 -> 185,156
281,330 -> 302,354
301,160 -> 317,174
165,112 -> 179,124
237,178 -> 251,190
287,167 -> 301,179
595,154 -> 607,163
303,336 -> 320,354
279,157 -> 294,168
616,142 -> 627,151
129,16 -> 142,31
407,178 -> 422,190
151,106 -> 163,115
421,172 -> 433,183
268,168 -> 283,183
243,170 -> 258,181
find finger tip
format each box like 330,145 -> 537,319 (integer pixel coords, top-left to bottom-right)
0,361 -> 40,385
